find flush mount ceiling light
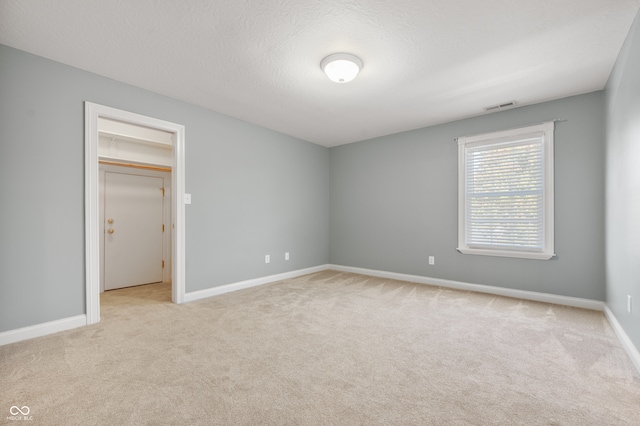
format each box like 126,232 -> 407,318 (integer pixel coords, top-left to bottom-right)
320,53 -> 363,83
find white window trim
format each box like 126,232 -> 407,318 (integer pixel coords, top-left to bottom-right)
457,121 -> 555,260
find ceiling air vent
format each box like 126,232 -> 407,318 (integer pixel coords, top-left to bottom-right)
484,101 -> 517,112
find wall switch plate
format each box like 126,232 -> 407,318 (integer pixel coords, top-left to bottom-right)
628,295 -> 632,313
265,255 -> 270,264
429,256 -> 435,265
184,193 -> 192,204
285,252 -> 290,261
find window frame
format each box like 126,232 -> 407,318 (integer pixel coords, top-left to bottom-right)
457,121 -> 555,260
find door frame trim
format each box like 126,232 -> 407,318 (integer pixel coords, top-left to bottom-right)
85,102 -> 186,324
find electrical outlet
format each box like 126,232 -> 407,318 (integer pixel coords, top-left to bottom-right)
628,295 -> 632,314
285,252 -> 290,261
265,254 -> 270,264
429,256 -> 435,265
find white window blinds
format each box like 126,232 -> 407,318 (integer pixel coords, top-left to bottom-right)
457,122 -> 555,260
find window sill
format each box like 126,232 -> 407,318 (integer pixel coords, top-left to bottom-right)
456,247 -> 555,260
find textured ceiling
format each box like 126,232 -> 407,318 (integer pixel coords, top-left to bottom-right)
1,0 -> 639,147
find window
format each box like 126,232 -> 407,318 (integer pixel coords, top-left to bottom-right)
457,121 -> 555,260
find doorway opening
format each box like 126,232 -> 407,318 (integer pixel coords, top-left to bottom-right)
85,102 -> 185,325
100,165 -> 170,291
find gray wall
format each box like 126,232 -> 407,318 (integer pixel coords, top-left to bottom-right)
0,39 -> 622,336
605,11 -> 640,351
330,92 -> 605,300
0,45 -> 329,332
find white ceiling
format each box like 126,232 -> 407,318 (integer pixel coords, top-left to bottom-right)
1,1 -> 639,147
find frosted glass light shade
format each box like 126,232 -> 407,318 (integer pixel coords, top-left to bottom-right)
321,53 -> 363,83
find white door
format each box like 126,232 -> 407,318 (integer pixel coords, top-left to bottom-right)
104,172 -> 164,290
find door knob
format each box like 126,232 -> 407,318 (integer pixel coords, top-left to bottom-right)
107,218 -> 114,224
107,228 -> 115,234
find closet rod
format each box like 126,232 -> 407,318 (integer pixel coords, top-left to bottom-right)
99,160 -> 171,172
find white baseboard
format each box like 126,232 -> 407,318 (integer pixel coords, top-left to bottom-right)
0,315 -> 87,346
327,264 -> 605,311
603,305 -> 640,374
1,266 -> 332,345
5,265 -> 637,377
183,265 -> 330,303
329,264 -> 640,374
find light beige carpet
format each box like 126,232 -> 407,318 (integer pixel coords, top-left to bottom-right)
1,270 -> 639,425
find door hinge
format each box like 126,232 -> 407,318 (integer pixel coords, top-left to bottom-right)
162,260 -> 165,269
161,187 -> 165,197
162,224 -> 165,232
